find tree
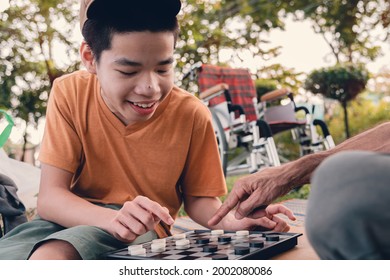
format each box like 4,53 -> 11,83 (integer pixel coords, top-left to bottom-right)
369,66 -> 390,97
1,0 -> 388,158
254,79 -> 278,101
0,0 -> 80,160
177,0 -> 292,80
255,64 -> 305,93
305,64 -> 369,138
288,0 -> 389,64
0,65 -> 12,110
327,95 -> 390,144
177,0 -> 389,92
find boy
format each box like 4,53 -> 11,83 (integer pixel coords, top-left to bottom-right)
0,0 -> 295,260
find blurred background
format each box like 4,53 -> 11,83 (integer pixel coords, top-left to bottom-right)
0,0 -> 389,169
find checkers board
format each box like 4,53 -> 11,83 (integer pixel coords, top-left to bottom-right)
104,230 -> 302,260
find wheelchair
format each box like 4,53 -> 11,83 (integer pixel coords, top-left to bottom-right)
183,64 -> 281,175
258,88 -> 335,158
182,63 -> 335,176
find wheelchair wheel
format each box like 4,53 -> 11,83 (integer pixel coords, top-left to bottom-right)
210,108 -> 228,176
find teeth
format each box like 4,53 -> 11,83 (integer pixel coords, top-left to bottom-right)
132,102 -> 154,108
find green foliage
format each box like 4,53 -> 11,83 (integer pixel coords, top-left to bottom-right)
177,0 -> 390,80
305,63 -> 369,137
0,0 -> 79,158
1,0 -> 389,161
327,95 -> 390,143
253,64 -> 305,99
305,64 -> 369,103
275,184 -> 311,202
273,131 -> 301,161
289,0 -> 388,63
177,0 -> 292,75
254,79 -> 277,101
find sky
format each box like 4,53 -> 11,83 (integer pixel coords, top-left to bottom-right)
0,0 -> 389,146
0,0 -> 7,12
225,16 -> 390,75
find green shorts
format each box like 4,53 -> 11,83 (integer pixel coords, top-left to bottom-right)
0,205 -> 157,260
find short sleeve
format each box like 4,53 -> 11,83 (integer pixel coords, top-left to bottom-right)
38,79 -> 83,173
180,106 -> 227,197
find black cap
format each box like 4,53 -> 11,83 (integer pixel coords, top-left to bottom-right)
80,0 -> 182,31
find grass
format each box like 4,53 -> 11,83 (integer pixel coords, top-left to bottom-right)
178,173 -> 310,217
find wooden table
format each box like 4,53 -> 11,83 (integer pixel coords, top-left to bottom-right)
173,199 -> 319,260
271,226 -> 319,260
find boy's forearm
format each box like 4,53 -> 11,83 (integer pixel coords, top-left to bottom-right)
184,196 -> 234,230
37,187 -> 116,231
37,163 -> 118,232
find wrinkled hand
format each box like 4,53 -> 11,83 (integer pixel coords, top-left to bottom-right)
109,196 -> 174,243
216,204 -> 296,232
209,166 -> 292,227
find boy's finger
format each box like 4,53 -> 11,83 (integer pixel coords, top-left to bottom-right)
247,205 -> 268,219
266,204 -> 296,221
271,215 -> 290,232
139,199 -> 174,225
252,217 -> 277,230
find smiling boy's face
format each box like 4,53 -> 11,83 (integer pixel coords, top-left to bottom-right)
86,31 -> 175,126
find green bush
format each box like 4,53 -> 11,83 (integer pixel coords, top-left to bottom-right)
305,64 -> 370,138
327,94 -> 390,143
254,79 -> 278,101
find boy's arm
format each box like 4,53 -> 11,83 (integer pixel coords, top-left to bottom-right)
183,195 -> 229,230
183,195 -> 294,232
37,163 -> 174,242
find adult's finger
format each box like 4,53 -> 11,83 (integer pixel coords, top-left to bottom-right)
208,189 -> 242,226
234,191 -> 267,220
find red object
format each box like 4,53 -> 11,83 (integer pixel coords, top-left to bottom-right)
197,64 -> 257,121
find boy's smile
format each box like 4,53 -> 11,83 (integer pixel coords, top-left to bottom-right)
127,100 -> 158,116
92,31 -> 175,126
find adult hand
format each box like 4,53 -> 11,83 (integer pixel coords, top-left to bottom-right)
208,166 -> 293,227
217,204 -> 296,233
109,196 -> 174,243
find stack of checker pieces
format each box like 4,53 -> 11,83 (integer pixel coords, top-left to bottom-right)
105,229 -> 302,260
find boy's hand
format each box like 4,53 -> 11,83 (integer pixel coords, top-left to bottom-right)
247,204 -> 296,232
212,204 -> 296,233
109,196 -> 174,243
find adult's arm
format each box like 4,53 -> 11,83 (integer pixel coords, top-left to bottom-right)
209,121 -> 390,226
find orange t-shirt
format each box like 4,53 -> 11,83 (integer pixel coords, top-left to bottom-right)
39,70 -> 227,237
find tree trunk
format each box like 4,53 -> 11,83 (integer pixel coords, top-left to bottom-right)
20,125 -> 28,162
342,100 -> 350,139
